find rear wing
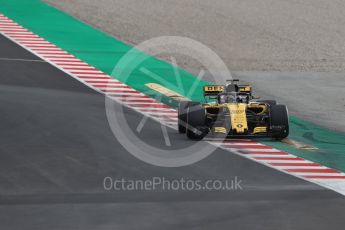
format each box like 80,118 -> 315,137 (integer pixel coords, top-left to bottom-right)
226,79 -> 251,93
203,81 -> 253,97
238,85 -> 252,93
203,85 -> 225,96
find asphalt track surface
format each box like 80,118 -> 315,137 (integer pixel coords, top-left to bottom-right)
1,35 -> 345,229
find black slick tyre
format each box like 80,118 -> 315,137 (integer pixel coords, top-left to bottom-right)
270,105 -> 289,140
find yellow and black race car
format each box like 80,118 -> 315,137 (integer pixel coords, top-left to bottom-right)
178,80 -> 289,140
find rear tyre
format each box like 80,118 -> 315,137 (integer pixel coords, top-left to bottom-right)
270,105 -> 289,140
186,103 -> 208,140
178,101 -> 199,133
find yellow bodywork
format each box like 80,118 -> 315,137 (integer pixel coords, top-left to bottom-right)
213,127 -> 227,134
253,126 -> 267,134
205,103 -> 249,134
239,86 -> 252,92
227,103 -> 248,133
204,102 -> 268,134
203,85 -> 225,93
247,102 -> 267,115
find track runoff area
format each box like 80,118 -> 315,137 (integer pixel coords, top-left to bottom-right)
1,13 -> 345,195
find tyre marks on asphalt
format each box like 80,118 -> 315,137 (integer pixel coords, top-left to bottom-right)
1,13 -> 345,195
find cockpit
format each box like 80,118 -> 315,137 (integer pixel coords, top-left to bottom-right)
218,92 -> 250,104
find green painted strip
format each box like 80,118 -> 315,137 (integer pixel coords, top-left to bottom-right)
1,0 -> 344,171
261,116 -> 345,172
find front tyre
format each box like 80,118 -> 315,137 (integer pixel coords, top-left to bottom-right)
186,103 -> 209,140
270,105 -> 289,140
178,101 -> 199,133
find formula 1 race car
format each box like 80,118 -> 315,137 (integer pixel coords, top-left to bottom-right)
178,80 -> 289,140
